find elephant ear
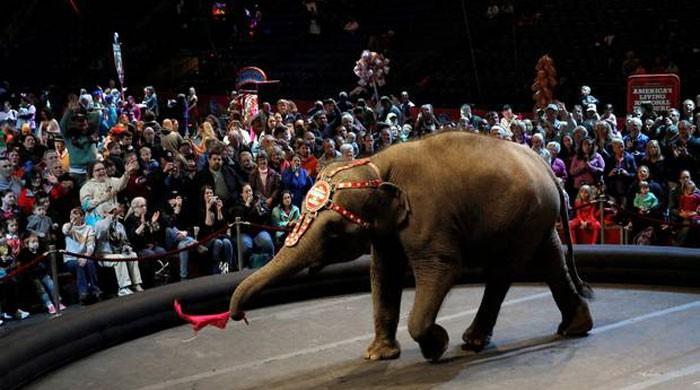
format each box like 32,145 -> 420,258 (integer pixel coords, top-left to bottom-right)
372,182 -> 410,235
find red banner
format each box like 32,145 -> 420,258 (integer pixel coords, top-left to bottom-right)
627,74 -> 681,113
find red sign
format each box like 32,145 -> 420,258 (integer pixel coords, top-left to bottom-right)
627,74 -> 681,113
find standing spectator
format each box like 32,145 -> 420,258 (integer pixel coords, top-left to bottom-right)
186,87 -> 199,131
399,91 -> 415,124
62,208 -> 102,304
141,86 -> 159,118
580,85 -> 599,107
160,119 -> 184,157
60,94 -> 101,185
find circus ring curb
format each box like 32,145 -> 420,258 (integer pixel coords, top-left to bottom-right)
1,245 -> 699,389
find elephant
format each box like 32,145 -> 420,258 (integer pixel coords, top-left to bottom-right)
229,131 -> 593,362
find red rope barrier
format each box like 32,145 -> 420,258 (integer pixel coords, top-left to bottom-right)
238,221 -> 292,232
1,251 -> 51,280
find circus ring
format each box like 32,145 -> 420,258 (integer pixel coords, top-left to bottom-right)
2,245 -> 699,390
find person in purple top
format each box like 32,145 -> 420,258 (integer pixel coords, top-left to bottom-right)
569,137 -> 605,191
546,141 -> 568,182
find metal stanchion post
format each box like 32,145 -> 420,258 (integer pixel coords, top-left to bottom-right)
599,197 -> 605,245
48,245 -> 61,317
235,217 -> 244,271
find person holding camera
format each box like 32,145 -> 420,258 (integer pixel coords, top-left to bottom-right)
199,185 -> 234,274
231,183 -> 275,269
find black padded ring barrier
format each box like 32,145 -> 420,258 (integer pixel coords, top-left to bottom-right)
1,245 -> 699,389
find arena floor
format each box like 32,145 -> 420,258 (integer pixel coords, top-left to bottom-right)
27,284 -> 700,390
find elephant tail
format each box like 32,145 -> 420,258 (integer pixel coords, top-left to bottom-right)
558,185 -> 594,300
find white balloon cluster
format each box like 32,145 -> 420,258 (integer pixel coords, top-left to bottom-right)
353,50 -> 391,88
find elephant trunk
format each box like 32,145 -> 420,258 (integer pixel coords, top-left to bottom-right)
229,241 -> 315,320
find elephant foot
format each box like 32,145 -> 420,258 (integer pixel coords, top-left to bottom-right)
364,338 -> 401,360
417,324 -> 449,362
557,300 -> 593,337
461,325 -> 492,352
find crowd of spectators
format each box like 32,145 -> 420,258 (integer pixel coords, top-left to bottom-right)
0,81 -> 698,325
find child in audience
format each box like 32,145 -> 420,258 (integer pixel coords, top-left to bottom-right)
633,181 -> 659,215
569,185 -> 601,244
16,232 -> 65,314
26,203 -> 57,240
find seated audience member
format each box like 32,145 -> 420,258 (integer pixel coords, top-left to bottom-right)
16,232 -> 65,313
26,203 -> 56,240
193,145 -> 242,208
625,165 -> 665,215
639,140 -> 668,188
62,208 -> 102,304
530,133 -> 551,164
669,170 -> 692,223
546,141 -> 567,181
569,185 -> 601,244
569,137 -> 605,193
232,183 -> 275,268
675,180 -> 700,247
633,181 -> 659,215
281,154 -> 314,209
80,159 -> 137,226
124,197 -> 167,285
95,202 -> 144,297
250,151 -> 281,211
271,190 -> 301,247
17,168 -> 44,215
163,191 -> 197,280
297,141 -> 318,178
0,157 -> 22,196
199,186 -> 235,273
604,137 -> 637,207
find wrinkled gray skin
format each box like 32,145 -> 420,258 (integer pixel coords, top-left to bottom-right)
229,132 -> 593,362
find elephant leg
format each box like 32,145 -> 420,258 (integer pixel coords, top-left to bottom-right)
408,261 -> 459,362
365,241 -> 406,360
537,230 -> 593,337
462,270 -> 511,352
